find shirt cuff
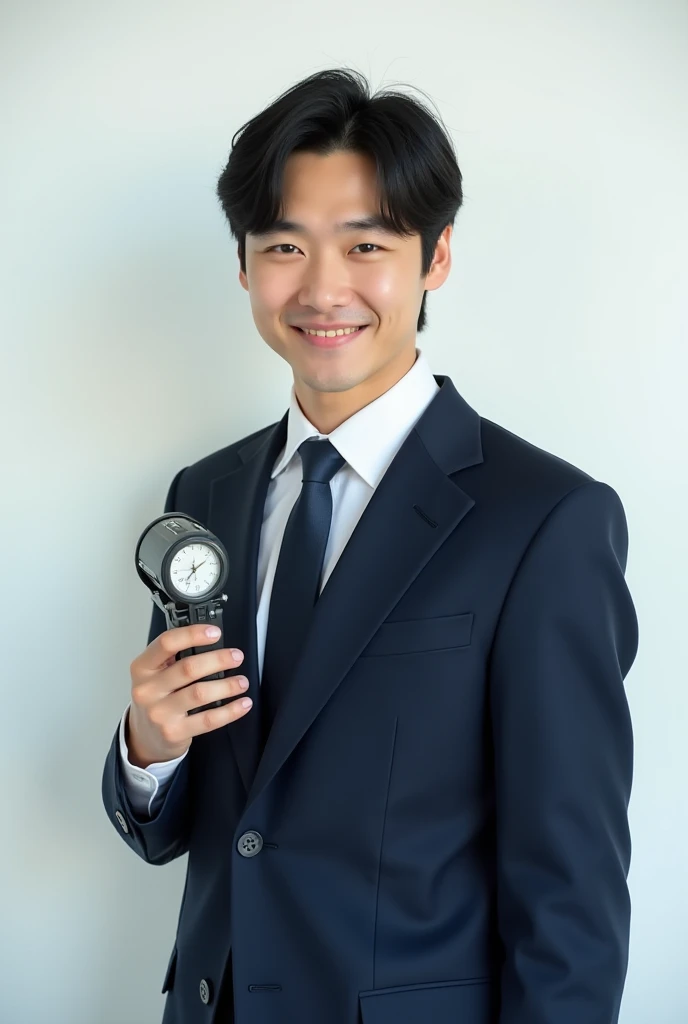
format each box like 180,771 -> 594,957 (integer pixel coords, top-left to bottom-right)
118,703 -> 189,817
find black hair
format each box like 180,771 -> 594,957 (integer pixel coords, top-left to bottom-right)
216,68 -> 463,333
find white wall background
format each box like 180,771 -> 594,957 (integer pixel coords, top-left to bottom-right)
2,1 -> 686,1021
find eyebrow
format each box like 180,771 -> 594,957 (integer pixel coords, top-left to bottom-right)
251,215 -> 395,238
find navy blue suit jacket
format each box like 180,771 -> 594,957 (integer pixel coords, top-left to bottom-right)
102,374 -> 638,1023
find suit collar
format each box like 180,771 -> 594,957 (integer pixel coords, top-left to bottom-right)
270,346 -> 440,490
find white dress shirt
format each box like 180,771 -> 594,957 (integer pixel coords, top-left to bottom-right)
120,346 -> 440,817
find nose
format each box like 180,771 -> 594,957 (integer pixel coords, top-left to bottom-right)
297,252 -> 353,312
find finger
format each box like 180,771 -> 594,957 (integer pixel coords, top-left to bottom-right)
152,678 -> 252,745
171,673 -> 250,717
178,690 -> 253,741
161,647 -> 242,697
143,623 -> 232,673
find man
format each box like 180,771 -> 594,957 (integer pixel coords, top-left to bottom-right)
102,68 -> 639,1023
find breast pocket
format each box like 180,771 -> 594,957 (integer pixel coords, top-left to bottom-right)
359,612 -> 474,658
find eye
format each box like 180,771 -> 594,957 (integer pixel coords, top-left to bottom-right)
267,244 -> 300,254
265,243 -> 383,255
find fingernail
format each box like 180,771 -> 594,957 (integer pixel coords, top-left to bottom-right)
231,650 -> 243,662
205,626 -> 221,638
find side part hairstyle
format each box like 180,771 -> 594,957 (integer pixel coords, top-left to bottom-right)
216,68 -> 463,332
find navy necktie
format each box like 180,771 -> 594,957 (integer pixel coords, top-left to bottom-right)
260,437 -> 346,745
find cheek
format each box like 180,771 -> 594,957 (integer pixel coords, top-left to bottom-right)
358,263 -> 410,305
248,258 -> 414,317
249,272 -> 292,315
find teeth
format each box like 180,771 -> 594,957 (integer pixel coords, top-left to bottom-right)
301,326 -> 363,337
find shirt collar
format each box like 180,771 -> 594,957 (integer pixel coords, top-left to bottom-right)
270,347 -> 440,489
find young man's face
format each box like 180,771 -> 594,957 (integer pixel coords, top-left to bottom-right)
240,149 -> 451,433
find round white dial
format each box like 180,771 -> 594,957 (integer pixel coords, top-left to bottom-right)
169,542 -> 221,598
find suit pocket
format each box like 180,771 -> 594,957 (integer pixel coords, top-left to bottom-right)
359,612 -> 474,658
161,945 -> 177,993
359,976 -> 494,1023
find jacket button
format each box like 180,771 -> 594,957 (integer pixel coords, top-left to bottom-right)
237,830 -> 263,857
115,810 -> 129,834
199,978 -> 213,1005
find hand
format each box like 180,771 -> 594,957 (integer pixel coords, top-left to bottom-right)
126,624 -> 252,767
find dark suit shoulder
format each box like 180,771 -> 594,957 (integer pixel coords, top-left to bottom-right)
181,419 -> 280,484
478,415 -> 596,501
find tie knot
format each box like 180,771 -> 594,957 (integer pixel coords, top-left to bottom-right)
298,438 -> 346,485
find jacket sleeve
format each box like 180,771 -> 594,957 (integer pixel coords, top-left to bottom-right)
489,480 -> 639,1024
101,465 -> 193,865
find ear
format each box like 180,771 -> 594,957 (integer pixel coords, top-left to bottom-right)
238,241 -> 249,291
423,224 -> 452,293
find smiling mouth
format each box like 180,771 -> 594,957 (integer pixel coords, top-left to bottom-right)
291,325 -> 368,347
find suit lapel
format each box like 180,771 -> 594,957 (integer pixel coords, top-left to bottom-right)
207,411 -> 289,794
207,375 -> 483,811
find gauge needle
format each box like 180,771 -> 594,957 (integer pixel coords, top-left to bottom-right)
183,559 -> 207,584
